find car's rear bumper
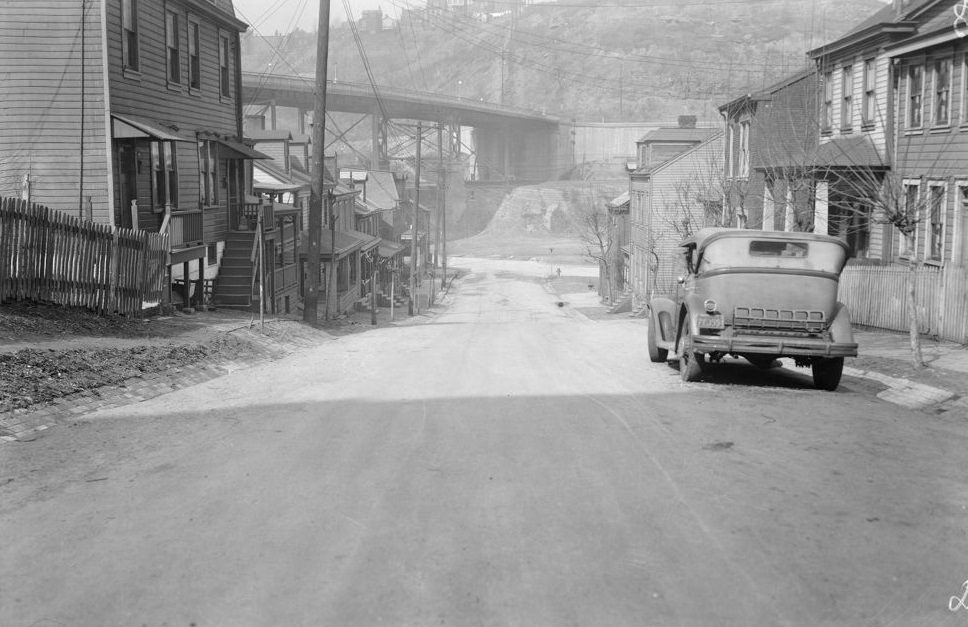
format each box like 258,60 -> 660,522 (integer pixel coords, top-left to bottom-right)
691,334 -> 858,358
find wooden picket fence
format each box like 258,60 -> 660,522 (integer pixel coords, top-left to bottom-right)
0,197 -> 169,315
839,264 -> 968,344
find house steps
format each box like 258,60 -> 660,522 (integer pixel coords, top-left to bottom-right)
607,290 -> 633,314
213,231 -> 261,311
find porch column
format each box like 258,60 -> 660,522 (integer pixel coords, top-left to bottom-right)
197,257 -> 205,308
762,180 -> 775,231
814,181 -> 829,235
182,261 -> 191,307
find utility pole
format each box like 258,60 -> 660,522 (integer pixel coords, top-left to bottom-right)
409,122 -> 421,316
440,127 -> 448,290
304,0 -> 331,324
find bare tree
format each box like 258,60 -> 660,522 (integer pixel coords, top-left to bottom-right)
576,199 -> 614,304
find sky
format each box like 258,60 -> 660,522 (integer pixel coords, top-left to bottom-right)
233,0 -> 405,35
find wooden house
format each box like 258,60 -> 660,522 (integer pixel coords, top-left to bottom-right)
803,0 -> 931,261
0,0 -> 266,310
718,68 -> 819,235
628,119 -> 722,304
885,0 -> 968,268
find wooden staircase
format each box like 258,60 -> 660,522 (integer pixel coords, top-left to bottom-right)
213,231 -> 258,310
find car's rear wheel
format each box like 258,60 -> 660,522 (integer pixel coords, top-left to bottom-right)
647,311 -> 668,363
812,357 -> 844,391
679,333 -> 704,382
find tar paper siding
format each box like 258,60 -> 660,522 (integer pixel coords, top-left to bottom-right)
0,1 -> 111,222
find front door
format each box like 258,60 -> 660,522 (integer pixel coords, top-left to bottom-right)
117,143 -> 137,228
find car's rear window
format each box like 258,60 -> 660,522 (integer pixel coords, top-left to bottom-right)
749,241 -> 809,257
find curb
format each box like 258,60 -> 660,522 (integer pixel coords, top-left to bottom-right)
842,365 -> 961,411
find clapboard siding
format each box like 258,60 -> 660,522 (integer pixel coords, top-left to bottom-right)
894,38 -> 968,266
105,0 -> 240,138
0,1 -> 110,223
649,134 -> 725,295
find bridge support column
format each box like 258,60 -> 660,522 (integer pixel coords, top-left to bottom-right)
371,109 -> 388,171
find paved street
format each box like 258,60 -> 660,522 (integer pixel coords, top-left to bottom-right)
3,257 -> 968,626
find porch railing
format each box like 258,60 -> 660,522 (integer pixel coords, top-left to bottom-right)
235,198 -> 275,232
169,209 -> 203,247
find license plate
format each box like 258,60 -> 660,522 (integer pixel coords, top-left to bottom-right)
697,314 -> 724,329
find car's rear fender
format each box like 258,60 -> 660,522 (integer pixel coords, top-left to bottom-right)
829,302 -> 854,343
679,293 -> 708,336
649,297 -> 677,345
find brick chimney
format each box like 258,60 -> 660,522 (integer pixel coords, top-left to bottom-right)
678,115 -> 697,129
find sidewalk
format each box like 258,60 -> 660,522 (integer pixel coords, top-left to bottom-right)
844,330 -> 968,412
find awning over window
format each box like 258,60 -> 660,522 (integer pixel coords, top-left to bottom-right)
215,137 -> 270,160
111,113 -> 192,142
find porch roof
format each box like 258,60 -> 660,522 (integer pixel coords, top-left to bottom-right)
607,191 -> 630,210
813,135 -> 886,169
378,239 -> 405,258
298,230 -> 378,259
214,137 -> 270,160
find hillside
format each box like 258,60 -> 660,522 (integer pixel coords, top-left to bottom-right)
241,0 -> 886,123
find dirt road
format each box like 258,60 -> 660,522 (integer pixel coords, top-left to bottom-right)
2,258 -> 966,625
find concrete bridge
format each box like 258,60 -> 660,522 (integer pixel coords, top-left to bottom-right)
241,72 -> 574,182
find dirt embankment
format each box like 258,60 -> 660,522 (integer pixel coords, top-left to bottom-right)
450,181 -> 625,263
0,303 -> 258,413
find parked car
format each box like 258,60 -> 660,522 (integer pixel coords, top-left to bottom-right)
647,228 -> 858,390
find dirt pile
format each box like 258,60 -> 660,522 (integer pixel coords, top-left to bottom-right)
481,181 -> 624,237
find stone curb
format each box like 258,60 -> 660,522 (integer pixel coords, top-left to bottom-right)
842,365 -> 959,411
0,320 -> 332,443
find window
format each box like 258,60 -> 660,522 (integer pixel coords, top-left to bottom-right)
219,34 -> 231,98
151,141 -> 177,210
862,58 -> 876,124
725,125 -> 734,177
928,182 -> 946,261
934,58 -> 951,126
166,11 -> 180,84
908,65 -> 923,128
738,120 -> 750,178
121,0 -> 139,71
841,65 -> 853,130
188,21 -> 201,90
900,181 -> 920,257
198,140 -> 217,206
822,70 -> 834,131
749,241 -> 808,257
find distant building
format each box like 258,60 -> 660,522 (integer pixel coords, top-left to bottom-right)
359,9 -> 384,33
